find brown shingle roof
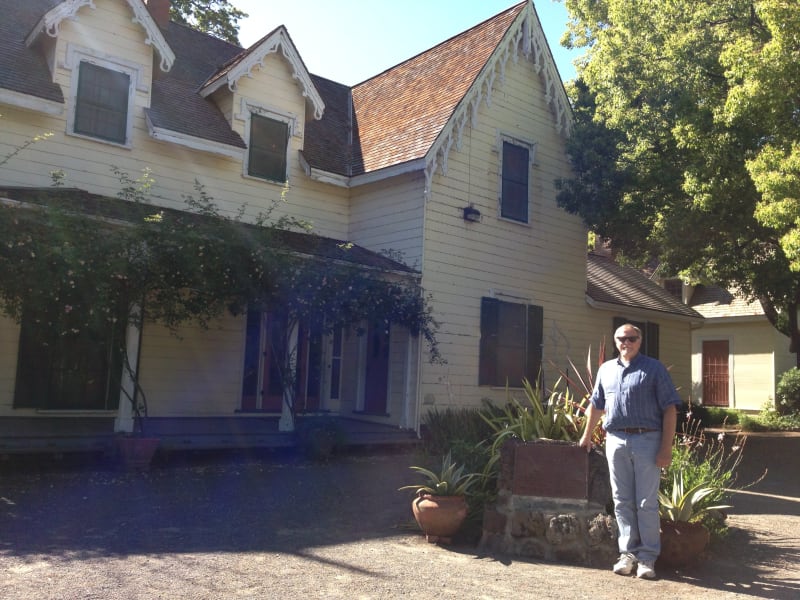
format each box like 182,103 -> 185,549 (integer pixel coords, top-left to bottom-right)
587,253 -> 702,320
688,285 -> 764,319
0,0 -> 63,104
0,1 -> 534,175
349,3 -> 525,175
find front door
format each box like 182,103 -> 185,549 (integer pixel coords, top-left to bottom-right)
363,321 -> 389,415
702,340 -> 729,407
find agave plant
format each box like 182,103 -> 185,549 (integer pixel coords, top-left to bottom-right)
398,451 -> 483,497
658,470 -> 733,522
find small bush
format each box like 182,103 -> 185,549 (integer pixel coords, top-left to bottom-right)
741,404 -> 800,432
776,367 -> 800,415
706,407 -> 740,427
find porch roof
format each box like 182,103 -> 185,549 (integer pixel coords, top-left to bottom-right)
0,186 -> 418,275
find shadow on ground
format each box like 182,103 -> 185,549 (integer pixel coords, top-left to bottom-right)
1,435 -> 798,599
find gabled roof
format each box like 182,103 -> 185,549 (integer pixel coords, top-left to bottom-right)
0,1 -> 570,178
199,26 -> 324,120
587,253 -> 703,321
689,285 -> 764,319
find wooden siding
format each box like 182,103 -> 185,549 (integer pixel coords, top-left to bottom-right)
349,173 -> 426,267
416,50 -> 599,410
137,316 -> 245,417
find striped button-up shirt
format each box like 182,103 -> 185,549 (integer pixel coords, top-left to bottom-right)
589,353 -> 682,431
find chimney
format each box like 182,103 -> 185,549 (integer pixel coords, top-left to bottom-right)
146,0 -> 171,29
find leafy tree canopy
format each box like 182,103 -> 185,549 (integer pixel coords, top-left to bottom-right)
558,0 -> 800,357
170,0 -> 247,45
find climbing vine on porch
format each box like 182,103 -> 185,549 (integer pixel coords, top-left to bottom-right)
0,169 -> 442,427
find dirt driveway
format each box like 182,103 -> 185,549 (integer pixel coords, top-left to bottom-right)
1,434 -> 798,599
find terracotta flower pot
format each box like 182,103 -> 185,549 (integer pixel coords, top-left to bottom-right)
412,494 -> 468,544
658,519 -> 710,567
116,437 -> 160,470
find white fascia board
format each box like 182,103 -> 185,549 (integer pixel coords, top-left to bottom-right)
27,0 -> 174,72
146,116 -> 245,159
0,88 -> 64,115
200,28 -> 324,120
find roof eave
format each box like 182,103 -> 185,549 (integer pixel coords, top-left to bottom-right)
586,295 -> 705,325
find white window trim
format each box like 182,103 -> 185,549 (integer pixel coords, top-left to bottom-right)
64,44 -> 142,149
497,132 -> 536,225
239,98 -> 298,184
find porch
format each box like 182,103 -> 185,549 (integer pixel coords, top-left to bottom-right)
0,415 -> 420,457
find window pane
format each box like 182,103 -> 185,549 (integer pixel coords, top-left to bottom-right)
501,142 -> 529,222
74,62 -> 129,144
14,312 -> 124,410
248,114 -> 289,181
480,297 -> 532,387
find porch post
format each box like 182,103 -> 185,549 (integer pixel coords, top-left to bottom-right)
278,320 -> 299,432
401,330 -> 419,429
114,305 -> 142,433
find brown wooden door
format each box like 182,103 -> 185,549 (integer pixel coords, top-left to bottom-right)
702,340 -> 729,407
364,321 -> 389,415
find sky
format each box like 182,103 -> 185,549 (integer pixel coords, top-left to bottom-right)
229,1 -> 582,86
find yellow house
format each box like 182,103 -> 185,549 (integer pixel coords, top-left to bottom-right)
688,285 -> 796,412
0,0 -> 700,453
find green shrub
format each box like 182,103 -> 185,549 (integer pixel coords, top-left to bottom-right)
421,405 -> 495,462
706,407 -> 740,427
741,404 -> 800,431
776,367 -> 800,415
662,422 -> 751,539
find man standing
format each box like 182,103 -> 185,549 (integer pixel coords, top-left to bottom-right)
578,323 -> 680,579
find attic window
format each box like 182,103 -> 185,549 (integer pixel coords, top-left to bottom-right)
247,114 -> 289,183
498,136 -> 536,224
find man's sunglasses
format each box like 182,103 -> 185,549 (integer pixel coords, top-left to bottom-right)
616,336 -> 640,343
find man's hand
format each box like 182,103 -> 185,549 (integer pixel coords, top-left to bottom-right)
655,447 -> 672,468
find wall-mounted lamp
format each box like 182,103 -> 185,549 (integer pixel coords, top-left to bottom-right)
463,205 -> 481,223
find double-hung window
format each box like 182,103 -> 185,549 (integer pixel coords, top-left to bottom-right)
500,138 -> 534,223
74,62 -> 130,144
479,297 -> 543,387
248,114 -> 289,182
66,46 -> 139,147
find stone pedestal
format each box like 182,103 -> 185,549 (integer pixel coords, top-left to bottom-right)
479,439 -> 618,566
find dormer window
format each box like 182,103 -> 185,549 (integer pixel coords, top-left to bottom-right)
65,46 -> 140,148
247,113 -> 290,183
74,62 -> 130,144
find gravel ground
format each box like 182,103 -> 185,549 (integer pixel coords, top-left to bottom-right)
1,434 -> 798,600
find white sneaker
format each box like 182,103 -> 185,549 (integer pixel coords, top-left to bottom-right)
636,561 -> 656,579
612,553 -> 636,575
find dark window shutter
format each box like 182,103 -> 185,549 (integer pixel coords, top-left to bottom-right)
479,297 -> 499,386
526,304 -> 543,384
646,322 -> 660,359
